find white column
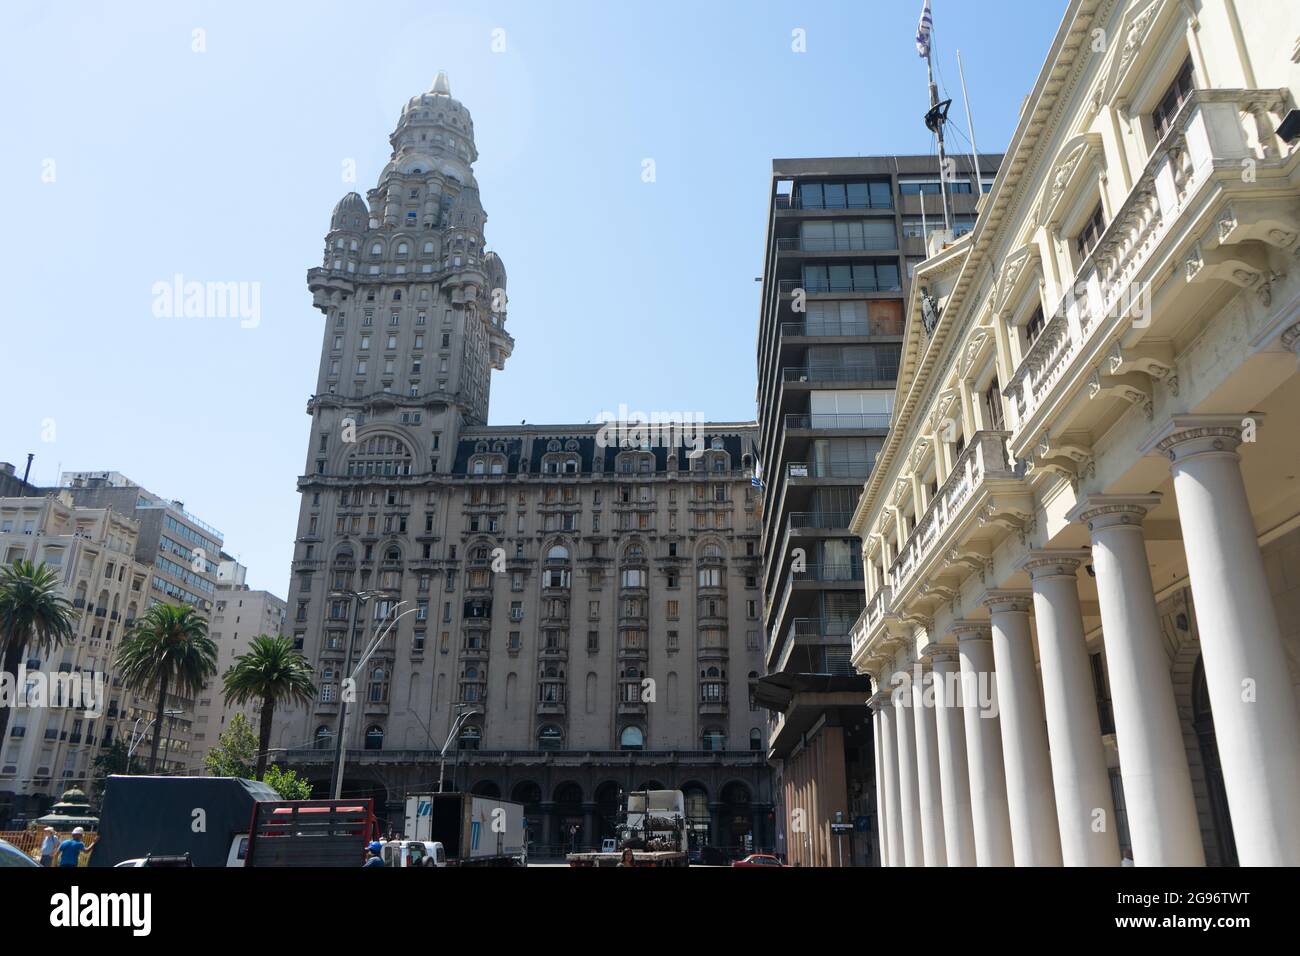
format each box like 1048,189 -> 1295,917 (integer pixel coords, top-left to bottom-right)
1068,495 -> 1205,866
911,663 -> 948,866
868,691 -> 891,867
954,622 -> 1015,866
1022,550 -> 1121,866
893,672 -> 924,867
873,690 -> 904,867
1154,417 -> 1300,865
924,645 -> 977,865
984,591 -> 1063,866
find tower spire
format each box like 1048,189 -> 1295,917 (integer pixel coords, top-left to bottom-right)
430,70 -> 451,95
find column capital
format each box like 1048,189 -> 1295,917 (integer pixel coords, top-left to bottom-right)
920,641 -> 961,666
868,690 -> 893,711
950,619 -> 992,643
1020,548 -> 1091,581
1142,413 -> 1259,464
982,589 -> 1034,614
1066,493 -> 1162,531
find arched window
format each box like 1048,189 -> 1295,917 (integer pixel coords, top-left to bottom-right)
458,723 -> 481,750
368,666 -> 389,703
370,242 -> 383,256
546,545 -> 569,562
538,725 -> 563,750
749,728 -> 763,751
396,242 -> 408,255
314,726 -> 332,750
365,725 -> 384,750
619,726 -> 645,751
346,435 -> 413,477
385,546 -> 401,563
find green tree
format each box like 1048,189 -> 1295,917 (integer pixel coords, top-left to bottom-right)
204,713 -> 312,799
221,634 -> 316,778
204,711 -> 256,778
0,560 -> 79,749
262,764 -> 313,800
114,603 -> 218,772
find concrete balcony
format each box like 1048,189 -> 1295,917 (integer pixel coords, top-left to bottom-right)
1005,88 -> 1295,461
887,431 -> 1031,604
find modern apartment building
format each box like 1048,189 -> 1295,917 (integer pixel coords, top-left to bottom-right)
191,558 -> 288,768
753,153 -> 1000,866
58,470 -> 225,773
0,492 -> 151,825
851,0 -> 1300,867
273,73 -> 773,855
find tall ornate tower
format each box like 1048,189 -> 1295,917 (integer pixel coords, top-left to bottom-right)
285,73 -> 514,762
305,70 -> 512,458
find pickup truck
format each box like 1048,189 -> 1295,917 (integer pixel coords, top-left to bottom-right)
404,793 -> 527,866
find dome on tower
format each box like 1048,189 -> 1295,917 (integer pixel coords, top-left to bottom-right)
330,192 -> 368,232
484,251 -> 507,288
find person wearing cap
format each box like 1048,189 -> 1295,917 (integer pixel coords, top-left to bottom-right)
57,827 -> 87,868
363,841 -> 385,867
38,827 -> 58,867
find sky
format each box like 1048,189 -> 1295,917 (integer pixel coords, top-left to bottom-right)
0,0 -> 1066,593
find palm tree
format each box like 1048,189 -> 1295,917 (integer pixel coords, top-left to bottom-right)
222,634 -> 316,778
0,560 -> 79,753
115,603 -> 218,772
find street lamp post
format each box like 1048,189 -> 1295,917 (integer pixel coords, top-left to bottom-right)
126,716 -> 158,771
327,589 -> 384,799
160,708 -> 183,772
438,708 -> 480,793
332,597 -> 420,799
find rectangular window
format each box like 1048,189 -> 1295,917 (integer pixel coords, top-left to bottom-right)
1152,56 -> 1194,140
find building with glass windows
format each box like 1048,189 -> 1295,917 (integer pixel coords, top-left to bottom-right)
58,470 -> 225,773
851,0 -> 1300,867
272,73 -> 773,857
752,152 -> 1001,866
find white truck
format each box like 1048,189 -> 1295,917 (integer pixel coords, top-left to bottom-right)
567,789 -> 690,867
404,793 -> 527,867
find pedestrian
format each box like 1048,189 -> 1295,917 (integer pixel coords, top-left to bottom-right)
363,840 -> 385,867
57,827 -> 87,868
38,827 -> 58,867
618,847 -> 635,867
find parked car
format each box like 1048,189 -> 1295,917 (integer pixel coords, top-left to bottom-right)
0,838 -> 40,868
731,853 -> 787,867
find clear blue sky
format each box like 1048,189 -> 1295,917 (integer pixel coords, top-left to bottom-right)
0,0 -> 1065,593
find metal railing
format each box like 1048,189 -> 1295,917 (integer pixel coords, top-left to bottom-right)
778,278 -> 903,295
793,563 -> 865,583
787,511 -> 854,531
783,458 -> 877,480
782,364 -> 899,385
784,412 -> 892,430
780,318 -> 904,338
776,236 -> 897,253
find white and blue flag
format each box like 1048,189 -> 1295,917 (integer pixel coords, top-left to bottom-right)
915,0 -> 933,58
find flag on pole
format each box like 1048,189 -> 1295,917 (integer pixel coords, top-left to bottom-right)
751,452 -> 764,490
915,0 -> 933,58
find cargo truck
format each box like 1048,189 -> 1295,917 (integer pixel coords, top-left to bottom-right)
245,798 -> 378,867
90,775 -> 278,867
567,789 -> 690,867
403,793 -> 527,866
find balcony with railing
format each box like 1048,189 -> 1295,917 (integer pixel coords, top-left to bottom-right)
780,317 -> 905,339
778,278 -> 903,296
781,364 -> 899,387
1004,87 -> 1293,451
776,236 -> 897,253
887,431 -> 1030,602
784,412 -> 892,431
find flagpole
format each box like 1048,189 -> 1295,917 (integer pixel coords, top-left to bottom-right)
957,49 -> 982,195
925,43 -> 952,232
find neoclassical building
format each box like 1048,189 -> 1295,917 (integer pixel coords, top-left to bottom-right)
275,74 -> 772,854
850,0 -> 1300,866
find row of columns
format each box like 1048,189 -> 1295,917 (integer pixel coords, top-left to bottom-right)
868,417 -> 1300,866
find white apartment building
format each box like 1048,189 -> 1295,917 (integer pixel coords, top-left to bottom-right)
851,0 -> 1300,866
0,492 -> 151,825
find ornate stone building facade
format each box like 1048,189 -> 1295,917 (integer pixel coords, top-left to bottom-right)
275,74 -> 772,854
851,0 -> 1300,866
